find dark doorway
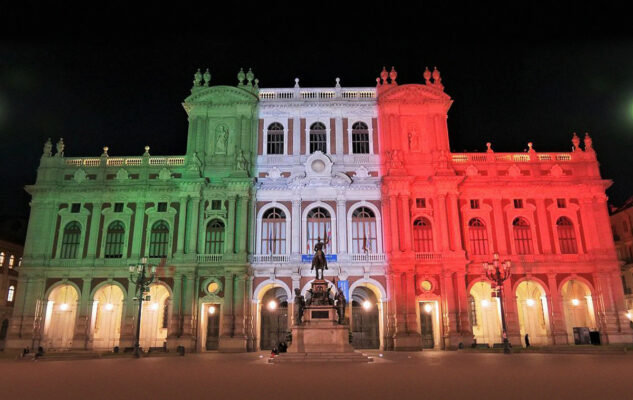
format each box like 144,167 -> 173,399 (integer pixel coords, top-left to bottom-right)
351,287 -> 380,349
419,302 -> 435,349
205,305 -> 220,350
260,288 -> 288,350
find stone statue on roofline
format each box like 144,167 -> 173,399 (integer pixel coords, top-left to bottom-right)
55,138 -> 65,157
43,138 -> 52,157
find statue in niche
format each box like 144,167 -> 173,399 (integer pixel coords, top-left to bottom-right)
55,138 -> 65,157
236,150 -> 249,171
389,150 -> 404,169
43,138 -> 52,157
335,290 -> 346,324
215,125 -> 229,154
293,288 -> 305,325
408,128 -> 420,151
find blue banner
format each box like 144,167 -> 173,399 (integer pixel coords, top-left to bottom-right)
301,254 -> 337,263
337,280 -> 349,301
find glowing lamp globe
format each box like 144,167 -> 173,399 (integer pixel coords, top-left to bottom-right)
267,300 -> 277,310
150,302 -> 159,310
481,299 -> 490,308
59,303 -> 69,311
423,303 -> 433,313
526,299 -> 535,307
105,303 -> 114,311
362,300 -> 372,310
208,306 -> 216,315
571,298 -> 580,306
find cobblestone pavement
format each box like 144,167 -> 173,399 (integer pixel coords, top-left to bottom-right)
3,350 -> 633,400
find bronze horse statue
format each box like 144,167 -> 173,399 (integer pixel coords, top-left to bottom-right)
311,241 -> 328,280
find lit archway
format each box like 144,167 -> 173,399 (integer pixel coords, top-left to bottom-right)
469,281 -> 502,346
43,284 -> 79,349
349,279 -> 386,349
561,279 -> 596,343
259,287 -> 289,350
91,284 -> 125,350
139,284 -> 170,349
515,280 -> 551,346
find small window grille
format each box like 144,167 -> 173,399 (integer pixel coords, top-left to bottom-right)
556,198 -> 566,208
71,203 -> 81,213
114,203 -> 124,212
416,198 -> 426,208
211,200 -> 222,210
513,199 -> 524,209
470,199 -> 480,209
157,202 -> 168,212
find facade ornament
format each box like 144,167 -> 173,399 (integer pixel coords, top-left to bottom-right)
408,127 -> 420,151
267,167 -> 281,180
73,168 -> 87,183
246,68 -> 254,87
193,69 -> 202,87
215,125 -> 229,154
508,164 -> 521,177
354,165 -> 370,179
335,77 -> 341,88
115,168 -> 129,181
423,67 -> 431,84
486,142 -> 493,152
527,142 -> 535,153
584,132 -> 593,152
550,164 -> 563,177
237,68 -> 245,87
466,165 -> 479,176
389,66 -> 397,84
254,78 -> 259,91
203,68 -> 211,87
380,67 -> 388,84
294,77 -> 300,88
43,138 -> 52,157
159,167 -> 172,180
388,150 -> 404,169
571,132 -> 580,151
101,146 -> 109,157
236,150 -> 249,171
55,138 -> 65,157
143,145 -> 150,156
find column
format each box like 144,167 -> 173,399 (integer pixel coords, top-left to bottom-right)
437,194 -> 450,251
221,273 -> 234,337
384,273 -> 396,350
593,196 -> 617,251
167,274 -> 183,347
405,271 -> 419,334
535,198 -> 552,254
336,199 -> 347,254
593,271 -> 630,344
233,274 -> 247,338
389,195 -> 400,252
441,272 -> 460,348
455,272 -> 474,345
176,197 -> 187,255
502,278 -> 522,346
491,198 -> 508,254
335,117 -> 343,155
186,197 -> 200,254
245,275 -> 255,351
236,195 -> 249,254
400,195 -> 412,252
197,198 -> 205,254
291,199 -> 301,254
226,196 -> 236,254
447,194 -> 463,252
547,273 -> 568,344
180,274 -> 195,348
86,202 -> 102,258
578,198 -> 598,253
73,277 -> 92,349
130,201 -> 145,259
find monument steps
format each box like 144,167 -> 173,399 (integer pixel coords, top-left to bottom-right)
270,352 -> 373,363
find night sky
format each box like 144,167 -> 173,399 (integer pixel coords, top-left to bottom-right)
2,9 -> 632,235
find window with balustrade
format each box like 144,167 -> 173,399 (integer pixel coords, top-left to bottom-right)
468,218 -> 489,255
351,122 -> 370,154
261,208 -> 286,254
413,217 -> 433,252
512,217 -> 534,255
309,122 -> 327,153
149,220 -> 170,258
266,122 -> 284,155
351,207 -> 377,253
205,219 -> 225,254
306,207 -> 331,253
556,217 -> 578,254
60,221 -> 82,259
104,221 -> 125,258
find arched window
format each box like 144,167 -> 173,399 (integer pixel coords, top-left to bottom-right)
104,221 -> 125,258
0,252 -> 4,265
149,221 -> 169,258
468,218 -> 489,255
266,122 -> 284,155
261,208 -> 286,254
512,217 -> 534,255
309,122 -> 327,154
351,207 -> 377,253
556,217 -> 578,254
413,217 -> 433,252
8,255 -> 14,268
205,219 -> 225,254
306,207 -> 331,252
351,122 -> 370,154
7,285 -> 15,302
468,295 -> 478,326
60,222 -> 82,259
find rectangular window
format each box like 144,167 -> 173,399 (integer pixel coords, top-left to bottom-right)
352,132 -> 370,154
157,202 -> 168,212
309,132 -> 327,154
470,199 -> 480,209
513,199 -> 523,209
71,203 -> 81,213
557,198 -> 566,208
114,202 -> 124,212
211,200 -> 222,210
267,132 -> 284,154
416,198 -> 426,208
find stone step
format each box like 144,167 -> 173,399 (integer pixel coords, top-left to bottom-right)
270,352 -> 373,363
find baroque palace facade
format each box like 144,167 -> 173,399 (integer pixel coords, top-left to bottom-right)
6,67 -> 632,352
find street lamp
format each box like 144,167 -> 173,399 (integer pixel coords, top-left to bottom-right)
483,253 -> 512,354
128,257 -> 156,358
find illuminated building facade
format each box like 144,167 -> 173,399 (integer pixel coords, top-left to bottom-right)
610,199 -> 633,324
6,67 -> 632,352
0,239 -> 21,349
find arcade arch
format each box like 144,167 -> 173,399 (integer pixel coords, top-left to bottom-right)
469,281 -> 502,346
561,279 -> 596,342
515,280 -> 551,346
43,284 -> 79,349
91,284 -> 125,350
139,284 -> 171,349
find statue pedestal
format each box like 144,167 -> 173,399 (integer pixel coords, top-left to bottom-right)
287,305 -> 354,353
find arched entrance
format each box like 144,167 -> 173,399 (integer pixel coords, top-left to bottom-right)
91,284 -> 124,350
469,281 -> 502,346
260,287 -> 288,350
515,280 -> 551,346
561,279 -> 596,343
351,287 -> 379,349
43,284 -> 79,349
139,284 -> 170,349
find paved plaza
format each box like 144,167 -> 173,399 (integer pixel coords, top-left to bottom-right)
2,351 -> 633,400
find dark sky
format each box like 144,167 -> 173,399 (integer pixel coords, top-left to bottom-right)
2,7 -> 633,226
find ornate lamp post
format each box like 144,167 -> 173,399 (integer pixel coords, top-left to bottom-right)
128,257 -> 156,358
483,253 -> 512,354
